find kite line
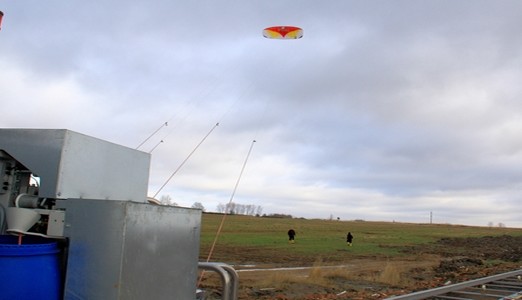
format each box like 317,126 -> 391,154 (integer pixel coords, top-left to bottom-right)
152,122 -> 220,198
199,26 -> 302,285
198,139 -> 257,286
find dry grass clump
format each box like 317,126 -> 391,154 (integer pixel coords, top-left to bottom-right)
309,259 -> 355,286
258,257 -> 354,289
376,262 -> 405,286
258,271 -> 304,289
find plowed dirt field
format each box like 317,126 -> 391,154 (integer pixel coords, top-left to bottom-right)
199,235 -> 522,299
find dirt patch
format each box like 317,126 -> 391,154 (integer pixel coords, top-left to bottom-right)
199,235 -> 522,299
436,235 -> 522,262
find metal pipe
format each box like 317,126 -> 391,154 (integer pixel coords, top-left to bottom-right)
218,264 -> 239,300
14,193 -> 39,208
198,262 -> 238,300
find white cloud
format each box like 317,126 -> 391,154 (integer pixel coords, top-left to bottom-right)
2,1 -> 522,227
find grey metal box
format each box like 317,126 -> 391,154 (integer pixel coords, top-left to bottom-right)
58,199 -> 202,299
0,129 -> 150,202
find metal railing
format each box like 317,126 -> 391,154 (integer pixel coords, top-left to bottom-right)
198,262 -> 239,300
385,269 -> 522,300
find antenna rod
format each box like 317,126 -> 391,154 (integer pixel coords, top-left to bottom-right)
136,121 -> 168,150
149,140 -> 164,153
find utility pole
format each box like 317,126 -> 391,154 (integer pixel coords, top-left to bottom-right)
430,211 -> 433,224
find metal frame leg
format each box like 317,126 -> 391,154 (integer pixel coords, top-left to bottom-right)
198,262 -> 239,300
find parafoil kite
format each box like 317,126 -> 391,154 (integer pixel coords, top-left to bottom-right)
263,26 -> 303,39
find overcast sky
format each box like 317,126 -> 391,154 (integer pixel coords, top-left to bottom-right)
2,1 -> 522,227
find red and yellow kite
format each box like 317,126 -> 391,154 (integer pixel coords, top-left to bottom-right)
263,26 -> 303,39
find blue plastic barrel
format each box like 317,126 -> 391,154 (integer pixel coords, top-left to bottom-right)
0,235 -> 62,300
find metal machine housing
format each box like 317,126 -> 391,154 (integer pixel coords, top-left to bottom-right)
0,128 -> 202,299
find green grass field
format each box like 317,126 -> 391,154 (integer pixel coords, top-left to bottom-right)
200,213 -> 522,260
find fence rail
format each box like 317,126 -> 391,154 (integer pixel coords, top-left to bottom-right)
385,269 -> 522,300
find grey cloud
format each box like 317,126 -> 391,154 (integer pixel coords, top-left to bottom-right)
2,1 -> 522,227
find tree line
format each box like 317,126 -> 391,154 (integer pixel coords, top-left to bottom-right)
216,202 -> 263,216
159,195 -> 263,216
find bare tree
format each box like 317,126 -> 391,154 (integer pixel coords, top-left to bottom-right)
217,202 -> 263,216
226,202 -> 236,214
233,203 -> 242,214
255,205 -> 263,216
246,205 -> 256,216
192,202 -> 206,211
160,195 -> 178,206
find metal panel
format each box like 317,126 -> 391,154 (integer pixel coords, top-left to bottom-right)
0,129 -> 150,202
0,129 -> 64,198
120,203 -> 202,299
59,199 -> 201,300
47,210 -> 65,236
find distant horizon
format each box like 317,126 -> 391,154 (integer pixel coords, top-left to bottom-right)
195,208 -> 520,229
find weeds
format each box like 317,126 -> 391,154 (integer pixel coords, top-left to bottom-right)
258,257 -> 354,289
377,262 -> 403,286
